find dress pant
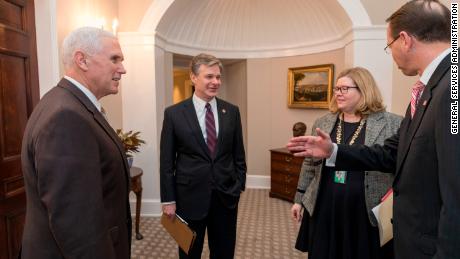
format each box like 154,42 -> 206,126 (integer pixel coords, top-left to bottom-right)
179,191 -> 238,259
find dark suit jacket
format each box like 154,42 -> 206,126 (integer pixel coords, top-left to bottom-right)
21,78 -> 132,259
335,54 -> 460,259
160,97 -> 246,220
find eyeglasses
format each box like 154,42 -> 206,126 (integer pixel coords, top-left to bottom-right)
384,35 -> 400,54
333,86 -> 359,94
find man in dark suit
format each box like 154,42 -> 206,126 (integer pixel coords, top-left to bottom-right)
160,53 -> 246,259
287,1 -> 459,258
21,27 -> 131,259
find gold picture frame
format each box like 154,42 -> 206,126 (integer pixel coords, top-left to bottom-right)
287,64 -> 334,109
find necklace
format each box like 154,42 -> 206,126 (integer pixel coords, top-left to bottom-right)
336,113 -> 366,145
333,113 -> 366,184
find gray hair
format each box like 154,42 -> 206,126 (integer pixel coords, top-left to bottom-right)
190,53 -> 223,75
62,27 -> 116,68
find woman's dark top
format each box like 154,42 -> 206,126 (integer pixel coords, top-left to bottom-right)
302,119 -> 393,259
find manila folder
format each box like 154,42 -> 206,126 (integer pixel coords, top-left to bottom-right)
372,192 -> 393,247
161,213 -> 196,254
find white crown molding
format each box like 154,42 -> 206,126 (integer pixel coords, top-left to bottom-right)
138,0 -> 372,41
151,25 -> 386,59
137,0 -> 376,59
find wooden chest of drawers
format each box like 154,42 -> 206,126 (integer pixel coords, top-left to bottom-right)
269,148 -> 304,202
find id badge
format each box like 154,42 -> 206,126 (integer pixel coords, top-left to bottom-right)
334,171 -> 347,184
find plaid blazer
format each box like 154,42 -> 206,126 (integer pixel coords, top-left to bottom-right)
294,111 -> 402,226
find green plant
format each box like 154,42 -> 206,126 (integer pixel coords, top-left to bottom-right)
116,129 -> 146,157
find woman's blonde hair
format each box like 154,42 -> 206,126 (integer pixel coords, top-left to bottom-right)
329,67 -> 386,115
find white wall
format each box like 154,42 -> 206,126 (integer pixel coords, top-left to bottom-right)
34,0 -> 59,97
118,32 -> 161,215
223,61 -> 248,150
390,64 -> 414,116
118,0 -> 153,32
344,26 -> 394,111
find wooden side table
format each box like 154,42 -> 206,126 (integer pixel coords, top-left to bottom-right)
269,148 -> 304,202
130,166 -> 143,240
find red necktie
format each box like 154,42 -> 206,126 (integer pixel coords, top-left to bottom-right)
205,103 -> 217,155
410,81 -> 425,118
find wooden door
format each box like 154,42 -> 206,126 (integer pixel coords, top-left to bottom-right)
0,0 -> 39,258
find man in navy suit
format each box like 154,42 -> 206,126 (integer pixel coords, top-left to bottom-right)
287,1 -> 459,258
160,53 -> 246,259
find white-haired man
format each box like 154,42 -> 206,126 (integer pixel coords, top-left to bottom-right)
21,27 -> 131,259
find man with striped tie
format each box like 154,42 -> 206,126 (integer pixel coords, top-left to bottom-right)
160,53 -> 246,259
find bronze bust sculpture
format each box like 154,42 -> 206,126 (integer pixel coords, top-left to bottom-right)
292,122 -> 307,137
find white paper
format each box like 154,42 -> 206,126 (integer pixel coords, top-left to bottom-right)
372,192 -> 393,247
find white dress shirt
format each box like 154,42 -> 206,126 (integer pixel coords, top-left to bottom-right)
192,93 -> 219,141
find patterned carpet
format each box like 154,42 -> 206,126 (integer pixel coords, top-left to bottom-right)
131,189 -> 306,259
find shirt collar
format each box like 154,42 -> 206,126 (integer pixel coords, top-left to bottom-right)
64,75 -> 102,112
192,93 -> 217,110
419,48 -> 451,85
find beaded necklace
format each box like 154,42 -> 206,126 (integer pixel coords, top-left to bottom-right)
333,113 -> 366,184
336,113 -> 366,145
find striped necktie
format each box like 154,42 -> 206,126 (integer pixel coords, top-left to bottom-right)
410,81 -> 425,118
205,103 -> 217,156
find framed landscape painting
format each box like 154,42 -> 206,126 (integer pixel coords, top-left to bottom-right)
287,64 -> 334,108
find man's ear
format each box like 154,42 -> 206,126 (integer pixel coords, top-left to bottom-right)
190,72 -> 197,84
399,31 -> 414,52
75,51 -> 89,71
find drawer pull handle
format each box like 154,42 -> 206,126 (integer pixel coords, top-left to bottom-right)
285,156 -> 292,162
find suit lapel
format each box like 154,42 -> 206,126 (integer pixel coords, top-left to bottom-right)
215,98 -> 227,157
182,98 -> 212,158
364,112 -> 385,145
395,54 -> 451,176
395,104 -> 412,173
93,112 -> 131,183
318,113 -> 338,135
396,89 -> 432,171
58,79 -> 130,179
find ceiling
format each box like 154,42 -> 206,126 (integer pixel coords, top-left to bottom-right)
156,0 -> 353,58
